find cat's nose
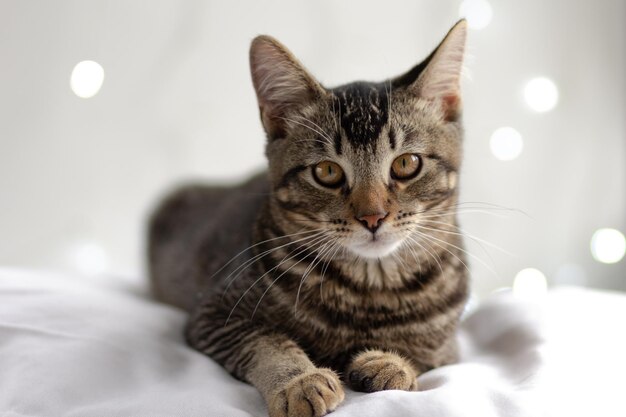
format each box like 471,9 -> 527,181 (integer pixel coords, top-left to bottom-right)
356,212 -> 389,233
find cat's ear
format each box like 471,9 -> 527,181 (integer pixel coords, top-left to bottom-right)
250,35 -> 325,140
395,20 -> 467,122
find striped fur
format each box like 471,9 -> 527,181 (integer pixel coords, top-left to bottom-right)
148,20 -> 468,417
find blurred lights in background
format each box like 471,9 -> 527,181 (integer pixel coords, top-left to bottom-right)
462,293 -> 478,317
2,1 -> 622,298
513,268 -> 548,299
66,242 -> 109,276
490,127 -> 523,161
70,60 -> 104,98
591,228 -> 626,264
59,3 -> 623,299
459,0 -> 493,30
60,4 -> 624,294
507,227 -> 625,299
524,77 -> 559,112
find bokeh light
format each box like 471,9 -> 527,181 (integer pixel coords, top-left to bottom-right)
462,292 -> 479,318
591,228 -> 626,264
70,60 -> 105,98
513,268 -> 548,299
524,77 -> 558,112
459,0 -> 493,30
67,242 -> 109,275
490,127 -> 523,161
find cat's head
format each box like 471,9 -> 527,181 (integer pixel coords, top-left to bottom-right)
250,21 -> 466,260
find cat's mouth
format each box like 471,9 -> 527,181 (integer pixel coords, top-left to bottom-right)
347,234 -> 402,259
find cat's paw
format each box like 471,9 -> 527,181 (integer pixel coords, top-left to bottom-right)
268,368 -> 345,417
346,350 -> 418,392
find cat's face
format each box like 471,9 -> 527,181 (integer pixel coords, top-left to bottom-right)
251,21 -> 466,260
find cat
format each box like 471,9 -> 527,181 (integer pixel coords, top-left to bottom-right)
148,20 -> 469,417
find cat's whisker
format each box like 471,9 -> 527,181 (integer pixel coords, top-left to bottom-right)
395,241 -> 411,271
390,250 -> 405,273
418,219 -> 515,257
279,116 -> 330,142
412,229 -> 496,277
221,229 -> 327,295
418,208 -> 512,219
400,238 -> 422,275
407,238 -> 424,268
212,227 -> 326,283
391,249 -> 412,281
409,232 -> 471,276
416,201 -> 514,212
249,234 -> 336,320
227,232 -> 333,324
416,202 -> 525,218
293,139 -> 332,147
294,238 -> 339,315
432,201 -> 516,209
293,116 -> 335,145
222,229 -> 328,298
414,223 -> 497,267
279,116 -> 334,146
451,201 -> 529,217
319,241 -> 343,303
405,234 -> 444,276
398,240 -> 424,285
297,240 -> 332,294
392,237 -> 415,274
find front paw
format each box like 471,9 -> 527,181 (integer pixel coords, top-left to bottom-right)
269,368 -> 345,417
346,350 -> 418,392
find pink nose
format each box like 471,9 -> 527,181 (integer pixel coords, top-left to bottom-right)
357,212 -> 388,233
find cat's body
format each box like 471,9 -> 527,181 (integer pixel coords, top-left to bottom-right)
149,21 -> 469,417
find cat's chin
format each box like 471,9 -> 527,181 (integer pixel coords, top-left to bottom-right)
347,238 -> 402,260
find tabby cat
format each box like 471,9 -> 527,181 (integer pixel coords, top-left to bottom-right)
149,20 -> 469,417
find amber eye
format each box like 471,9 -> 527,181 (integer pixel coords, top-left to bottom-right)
313,161 -> 345,187
391,153 -> 422,180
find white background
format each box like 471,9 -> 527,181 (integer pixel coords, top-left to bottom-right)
0,0 -> 624,299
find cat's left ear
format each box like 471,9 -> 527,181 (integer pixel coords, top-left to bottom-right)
250,35 -> 326,140
395,20 -> 467,122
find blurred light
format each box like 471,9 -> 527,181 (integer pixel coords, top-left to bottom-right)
490,127 -> 523,161
459,0 -> 493,30
553,263 -> 587,287
67,242 -> 109,275
462,292 -> 478,318
524,77 -> 558,112
591,228 -> 626,264
70,60 -> 104,98
513,268 -> 547,299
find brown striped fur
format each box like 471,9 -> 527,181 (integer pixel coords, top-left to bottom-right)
148,20 -> 469,417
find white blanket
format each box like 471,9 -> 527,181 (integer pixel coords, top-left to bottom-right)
1,268 -> 624,417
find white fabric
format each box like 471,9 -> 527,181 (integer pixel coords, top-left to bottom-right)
1,268 -> 624,417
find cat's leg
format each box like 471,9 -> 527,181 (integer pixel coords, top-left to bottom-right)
345,350 -> 419,392
186,308 -> 344,417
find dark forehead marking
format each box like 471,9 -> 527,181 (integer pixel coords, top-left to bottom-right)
333,131 -> 342,155
330,82 -> 389,149
388,126 -> 396,150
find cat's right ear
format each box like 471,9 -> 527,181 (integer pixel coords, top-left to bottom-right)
250,36 -> 325,140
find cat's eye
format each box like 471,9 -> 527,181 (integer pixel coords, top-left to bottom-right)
313,161 -> 345,187
391,154 -> 422,180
